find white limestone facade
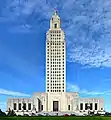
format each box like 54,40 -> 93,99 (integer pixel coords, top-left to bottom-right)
79,98 -> 104,112
7,10 -> 104,115
7,93 -> 104,115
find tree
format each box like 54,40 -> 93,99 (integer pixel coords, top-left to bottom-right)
7,109 -> 16,116
0,109 -> 6,116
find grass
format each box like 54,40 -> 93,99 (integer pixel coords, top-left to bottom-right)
0,116 -> 111,120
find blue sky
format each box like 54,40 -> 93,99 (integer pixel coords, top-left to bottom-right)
0,0 -> 111,112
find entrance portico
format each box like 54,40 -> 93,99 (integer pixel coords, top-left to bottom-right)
53,101 -> 59,111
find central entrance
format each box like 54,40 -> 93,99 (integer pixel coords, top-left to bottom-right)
53,101 -> 59,111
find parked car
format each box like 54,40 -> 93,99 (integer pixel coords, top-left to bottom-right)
24,114 -> 29,116
37,114 -> 44,116
64,114 -> 69,116
70,114 -> 76,116
105,112 -> 111,116
31,113 -> 36,116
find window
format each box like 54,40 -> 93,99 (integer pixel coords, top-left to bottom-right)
28,103 -> 31,110
68,105 -> 70,110
95,103 -> 98,110
80,103 -> 83,110
54,23 -> 57,28
14,103 -> 16,110
41,105 -> 43,111
90,103 -> 93,110
19,103 -> 21,110
23,103 -> 26,110
85,103 -> 88,110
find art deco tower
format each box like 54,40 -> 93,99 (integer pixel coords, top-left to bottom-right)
46,10 -> 66,93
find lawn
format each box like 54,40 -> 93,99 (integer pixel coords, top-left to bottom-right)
0,116 -> 111,120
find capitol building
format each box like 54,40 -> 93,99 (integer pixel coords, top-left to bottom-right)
7,11 -> 104,115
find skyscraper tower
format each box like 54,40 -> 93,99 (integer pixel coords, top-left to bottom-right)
46,10 -> 66,93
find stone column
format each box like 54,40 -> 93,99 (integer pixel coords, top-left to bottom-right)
43,97 -> 45,111
17,102 -> 18,111
12,99 -> 14,110
36,98 -> 38,112
98,100 -> 99,111
83,103 -> 85,111
93,102 -> 95,111
26,103 -> 28,111
77,99 -> 80,111
17,99 -> 20,111
59,99 -> 61,112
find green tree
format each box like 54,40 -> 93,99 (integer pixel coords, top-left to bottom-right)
0,109 -> 6,116
7,108 -> 16,116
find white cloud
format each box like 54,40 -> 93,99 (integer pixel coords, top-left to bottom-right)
67,83 -> 80,92
0,88 -> 30,97
0,102 -> 6,112
9,24 -> 33,33
0,102 -> 6,105
103,78 -> 111,82
1,0 -> 111,67
1,0 -> 53,20
62,0 -> 111,68
0,0 -> 53,33
67,83 -> 111,95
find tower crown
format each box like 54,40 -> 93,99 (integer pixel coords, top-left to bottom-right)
50,10 -> 61,29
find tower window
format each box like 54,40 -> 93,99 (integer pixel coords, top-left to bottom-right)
54,24 -> 57,28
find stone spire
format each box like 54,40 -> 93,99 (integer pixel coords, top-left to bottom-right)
54,8 -> 58,15
50,9 -> 60,29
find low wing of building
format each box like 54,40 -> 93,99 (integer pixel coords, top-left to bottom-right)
7,92 -> 104,115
